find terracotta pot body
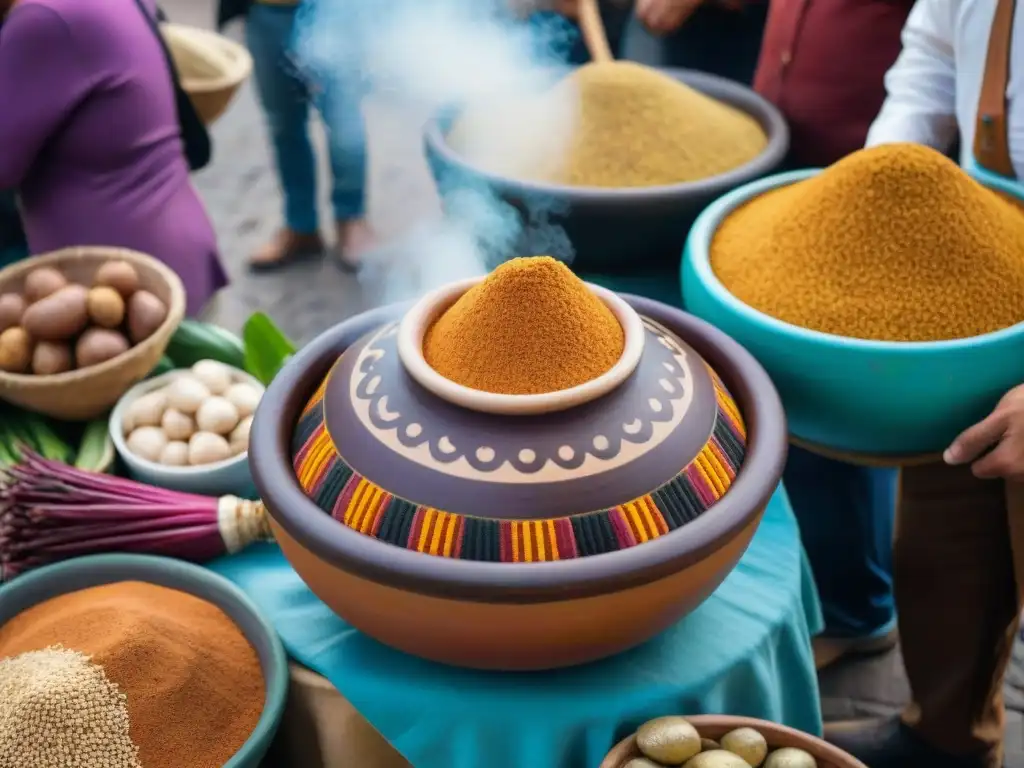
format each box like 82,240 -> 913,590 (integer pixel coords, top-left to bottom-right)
251,295 -> 787,670
270,510 -> 762,669
600,716 -> 869,768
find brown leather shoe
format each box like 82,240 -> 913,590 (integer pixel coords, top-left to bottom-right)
825,717 -> 990,767
333,219 -> 375,274
248,229 -> 324,273
813,627 -> 899,670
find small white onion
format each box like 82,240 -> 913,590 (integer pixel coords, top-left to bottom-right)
160,441 -> 189,466
167,375 -> 210,414
192,359 -> 233,395
229,415 -> 252,454
195,396 -> 240,435
225,382 -> 263,418
124,389 -> 168,433
126,426 -> 167,462
161,408 -> 195,441
188,431 -> 231,465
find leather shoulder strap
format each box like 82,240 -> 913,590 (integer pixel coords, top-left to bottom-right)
132,0 -> 212,172
975,0 -> 1017,178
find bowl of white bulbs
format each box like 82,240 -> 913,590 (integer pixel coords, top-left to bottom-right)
110,359 -> 265,497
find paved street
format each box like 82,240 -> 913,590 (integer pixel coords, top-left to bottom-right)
169,0 -> 444,343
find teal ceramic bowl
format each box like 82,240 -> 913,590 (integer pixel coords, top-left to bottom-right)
681,168 -> 1024,456
0,554 -> 288,767
970,160 -> 1020,196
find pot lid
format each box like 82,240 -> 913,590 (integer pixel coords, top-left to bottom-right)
291,323 -> 746,563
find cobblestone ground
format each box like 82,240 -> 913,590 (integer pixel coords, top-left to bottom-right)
169,2 -> 1024,761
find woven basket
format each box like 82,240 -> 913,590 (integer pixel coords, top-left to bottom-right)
161,23 -> 253,126
0,247 -> 186,421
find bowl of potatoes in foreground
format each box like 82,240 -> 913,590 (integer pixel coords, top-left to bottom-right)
0,247 -> 185,420
600,716 -> 867,768
111,360 -> 265,497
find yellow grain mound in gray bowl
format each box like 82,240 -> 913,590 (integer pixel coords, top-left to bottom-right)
0,646 -> 141,767
448,61 -> 768,188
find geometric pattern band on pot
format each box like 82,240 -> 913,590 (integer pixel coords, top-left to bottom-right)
290,369 -> 747,562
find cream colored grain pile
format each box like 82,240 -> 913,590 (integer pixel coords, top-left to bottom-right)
0,646 -> 141,768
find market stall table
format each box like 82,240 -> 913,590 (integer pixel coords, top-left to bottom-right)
209,483 -> 822,768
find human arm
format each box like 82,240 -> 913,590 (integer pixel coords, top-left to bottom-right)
636,0 -> 702,34
864,0 -> 959,152
636,0 -> 744,34
0,4 -> 97,188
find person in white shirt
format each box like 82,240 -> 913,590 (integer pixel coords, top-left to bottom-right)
866,0 -> 1024,177
825,2 -> 1024,767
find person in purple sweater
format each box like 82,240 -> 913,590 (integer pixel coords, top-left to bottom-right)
0,0 -> 227,317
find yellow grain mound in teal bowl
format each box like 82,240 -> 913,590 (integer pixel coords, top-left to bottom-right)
710,143 -> 1024,342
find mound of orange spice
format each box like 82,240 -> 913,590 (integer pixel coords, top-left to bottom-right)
423,256 -> 624,395
710,143 -> 1024,342
0,581 -> 264,768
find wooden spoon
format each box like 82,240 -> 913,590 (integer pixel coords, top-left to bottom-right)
578,0 -> 614,62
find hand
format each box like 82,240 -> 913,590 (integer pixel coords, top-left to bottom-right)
944,383 -> 1024,481
506,0 -> 579,19
637,0 -> 704,34
554,0 -> 580,17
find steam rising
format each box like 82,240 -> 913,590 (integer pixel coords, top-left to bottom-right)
292,0 -> 580,303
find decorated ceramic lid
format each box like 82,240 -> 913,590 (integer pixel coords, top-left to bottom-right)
291,258 -> 747,563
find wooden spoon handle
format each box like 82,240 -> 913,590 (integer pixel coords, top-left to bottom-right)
578,0 -> 614,63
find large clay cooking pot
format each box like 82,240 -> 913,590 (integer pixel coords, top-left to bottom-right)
250,286 -> 787,670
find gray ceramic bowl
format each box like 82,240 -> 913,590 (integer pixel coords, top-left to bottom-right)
0,554 -> 288,768
110,369 -> 262,498
423,67 -> 789,274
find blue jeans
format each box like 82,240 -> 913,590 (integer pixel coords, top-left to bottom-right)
246,3 -> 366,233
784,446 -> 897,639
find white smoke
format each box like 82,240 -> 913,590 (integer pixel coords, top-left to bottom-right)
292,0 -> 580,303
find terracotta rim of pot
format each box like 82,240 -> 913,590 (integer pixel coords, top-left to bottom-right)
422,68 -> 790,205
397,276 -> 646,415
250,296 -> 788,603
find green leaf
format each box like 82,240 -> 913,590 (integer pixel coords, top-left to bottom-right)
243,312 -> 296,386
75,417 -> 115,473
23,416 -> 73,463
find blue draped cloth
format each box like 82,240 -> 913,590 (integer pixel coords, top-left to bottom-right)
209,484 -> 823,768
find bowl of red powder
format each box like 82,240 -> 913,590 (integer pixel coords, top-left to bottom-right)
0,553 -> 288,767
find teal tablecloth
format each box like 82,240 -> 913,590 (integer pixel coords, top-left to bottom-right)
209,484 -> 823,768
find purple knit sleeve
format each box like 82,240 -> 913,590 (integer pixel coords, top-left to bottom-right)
0,3 -> 97,188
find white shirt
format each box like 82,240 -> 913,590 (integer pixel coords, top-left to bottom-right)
866,0 -> 1024,178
